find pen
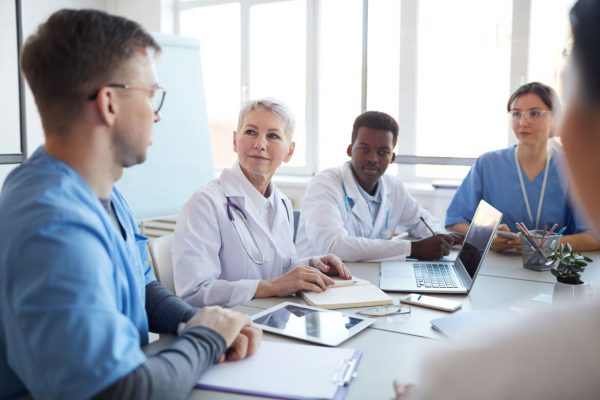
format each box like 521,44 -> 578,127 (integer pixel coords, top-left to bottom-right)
419,216 -> 436,236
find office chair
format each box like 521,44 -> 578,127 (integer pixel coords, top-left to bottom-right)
148,233 -> 176,293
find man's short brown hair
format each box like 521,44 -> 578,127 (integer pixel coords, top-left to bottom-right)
20,9 -> 160,132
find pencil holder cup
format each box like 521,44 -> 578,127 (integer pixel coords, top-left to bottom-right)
521,230 -> 562,271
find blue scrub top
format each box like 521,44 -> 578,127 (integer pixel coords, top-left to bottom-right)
0,147 -> 155,399
445,146 -> 586,235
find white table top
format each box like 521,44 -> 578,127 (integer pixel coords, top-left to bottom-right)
148,249 -> 600,399
478,250 -> 600,284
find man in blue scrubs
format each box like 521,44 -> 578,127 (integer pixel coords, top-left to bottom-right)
0,9 -> 261,399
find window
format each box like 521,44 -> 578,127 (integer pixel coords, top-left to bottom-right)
178,0 -> 574,180
318,0 -> 363,170
179,2 -> 240,167
249,0 -> 307,168
179,0 -> 309,173
411,0 -> 513,179
528,0 -> 576,98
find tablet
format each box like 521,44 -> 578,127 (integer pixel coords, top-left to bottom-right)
252,302 -> 374,346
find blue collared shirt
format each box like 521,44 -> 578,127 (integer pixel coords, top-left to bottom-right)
355,180 -> 382,225
0,147 -> 155,399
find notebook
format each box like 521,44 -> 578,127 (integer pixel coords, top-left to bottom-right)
197,340 -> 361,400
379,200 -> 502,294
299,277 -> 393,309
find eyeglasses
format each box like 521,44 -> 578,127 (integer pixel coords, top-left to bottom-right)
356,305 -> 411,317
508,109 -> 552,123
88,83 -> 167,113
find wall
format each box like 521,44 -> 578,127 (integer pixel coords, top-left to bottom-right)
20,0 -> 108,158
0,0 -> 169,190
105,0 -> 175,33
3,1 -> 109,187
5,1 -> 457,226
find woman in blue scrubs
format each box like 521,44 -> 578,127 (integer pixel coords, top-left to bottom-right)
446,82 -> 600,252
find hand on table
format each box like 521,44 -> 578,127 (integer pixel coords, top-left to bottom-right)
309,254 -> 351,279
491,224 -> 521,253
177,306 -> 262,362
256,265 -> 335,297
410,234 -> 454,260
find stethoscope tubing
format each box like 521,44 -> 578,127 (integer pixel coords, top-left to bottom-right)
224,195 -> 291,265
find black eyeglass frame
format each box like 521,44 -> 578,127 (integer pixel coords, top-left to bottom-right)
88,83 -> 166,113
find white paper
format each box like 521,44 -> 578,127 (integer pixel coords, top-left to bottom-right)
197,340 -> 357,399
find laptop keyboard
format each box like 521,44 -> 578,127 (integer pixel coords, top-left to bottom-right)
414,263 -> 459,288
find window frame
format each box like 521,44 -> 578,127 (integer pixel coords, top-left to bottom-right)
176,0 -> 318,176
177,0 -> 546,180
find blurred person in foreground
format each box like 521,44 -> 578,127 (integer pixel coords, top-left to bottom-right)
395,0 -> 600,398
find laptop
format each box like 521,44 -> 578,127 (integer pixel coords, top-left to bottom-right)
379,200 -> 502,294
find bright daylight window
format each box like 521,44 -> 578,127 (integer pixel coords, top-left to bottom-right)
179,2 -> 240,168
249,0 -> 307,168
318,0 -> 363,170
528,0 -> 576,99
178,0 -> 575,180
411,0 -> 512,180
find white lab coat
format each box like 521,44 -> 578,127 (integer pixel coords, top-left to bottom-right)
172,162 -> 304,307
295,162 -> 442,262
414,299 -> 600,400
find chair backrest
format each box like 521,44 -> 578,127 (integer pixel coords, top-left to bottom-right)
148,233 -> 175,293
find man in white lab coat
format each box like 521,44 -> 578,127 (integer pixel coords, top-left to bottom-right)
296,111 -> 454,262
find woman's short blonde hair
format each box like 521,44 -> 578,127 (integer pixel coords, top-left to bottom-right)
237,98 -> 296,142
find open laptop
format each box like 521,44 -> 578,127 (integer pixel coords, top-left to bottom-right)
379,200 -> 502,294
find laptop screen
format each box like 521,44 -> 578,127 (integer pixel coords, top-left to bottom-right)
457,200 -> 502,278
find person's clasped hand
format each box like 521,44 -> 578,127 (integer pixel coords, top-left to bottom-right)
491,223 -> 521,253
410,234 -> 454,260
393,380 -> 416,400
177,306 -> 262,363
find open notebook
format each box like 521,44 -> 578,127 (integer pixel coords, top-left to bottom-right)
299,277 -> 393,309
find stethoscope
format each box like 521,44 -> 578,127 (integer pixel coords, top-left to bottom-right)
225,195 -> 291,265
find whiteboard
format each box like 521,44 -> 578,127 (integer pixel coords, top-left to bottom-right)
0,0 -> 26,164
116,33 -> 214,220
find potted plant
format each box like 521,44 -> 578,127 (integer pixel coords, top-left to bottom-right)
546,242 -> 593,285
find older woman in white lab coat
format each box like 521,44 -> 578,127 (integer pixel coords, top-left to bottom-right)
172,98 -> 349,307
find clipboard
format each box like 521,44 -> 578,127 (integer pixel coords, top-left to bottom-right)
196,340 -> 362,399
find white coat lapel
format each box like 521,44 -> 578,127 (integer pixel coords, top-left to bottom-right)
341,163 -> 373,232
220,167 -> 272,239
268,189 -> 294,250
371,178 -> 392,239
220,165 -> 291,251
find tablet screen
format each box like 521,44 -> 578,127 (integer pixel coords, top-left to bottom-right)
253,303 -> 370,346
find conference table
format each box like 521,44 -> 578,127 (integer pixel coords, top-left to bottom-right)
145,251 -> 600,399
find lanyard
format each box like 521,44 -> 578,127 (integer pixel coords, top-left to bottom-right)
514,146 -> 551,230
